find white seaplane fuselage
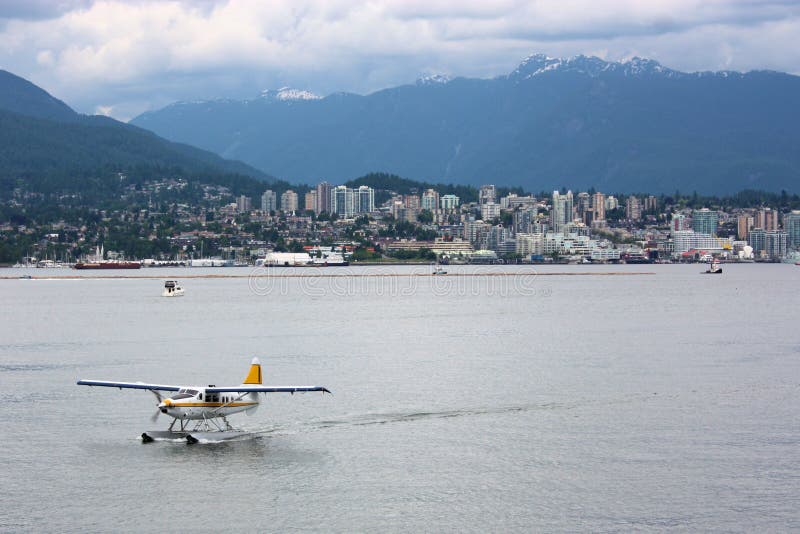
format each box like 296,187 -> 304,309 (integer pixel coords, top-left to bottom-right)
159,387 -> 259,420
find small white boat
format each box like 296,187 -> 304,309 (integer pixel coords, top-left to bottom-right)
431,262 -> 447,275
162,280 -> 185,297
703,260 -> 722,274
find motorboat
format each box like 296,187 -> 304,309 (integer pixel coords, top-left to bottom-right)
431,262 -> 447,275
162,280 -> 185,297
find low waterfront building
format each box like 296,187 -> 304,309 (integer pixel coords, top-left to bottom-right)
590,248 -> 621,261
385,238 -> 474,258
516,233 -> 544,257
467,249 -> 498,263
673,230 -> 719,255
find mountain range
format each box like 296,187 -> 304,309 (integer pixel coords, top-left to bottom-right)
0,69 -> 270,192
131,54 -> 800,194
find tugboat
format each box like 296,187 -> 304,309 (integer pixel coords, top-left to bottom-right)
162,280 -> 185,297
703,260 -> 722,274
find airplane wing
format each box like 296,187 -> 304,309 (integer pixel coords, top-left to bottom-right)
206,386 -> 331,394
76,380 -> 181,392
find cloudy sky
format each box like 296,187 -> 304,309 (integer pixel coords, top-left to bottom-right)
1,0 -> 799,120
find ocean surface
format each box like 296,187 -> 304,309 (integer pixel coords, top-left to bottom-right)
1,264 -> 798,532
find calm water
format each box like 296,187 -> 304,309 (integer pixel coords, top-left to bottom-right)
1,264 -> 799,532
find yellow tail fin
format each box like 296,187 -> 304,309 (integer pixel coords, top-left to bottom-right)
243,357 -> 262,385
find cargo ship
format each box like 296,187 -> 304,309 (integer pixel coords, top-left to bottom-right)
73,245 -> 141,269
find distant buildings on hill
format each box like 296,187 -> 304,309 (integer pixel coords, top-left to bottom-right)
181,180 -> 800,263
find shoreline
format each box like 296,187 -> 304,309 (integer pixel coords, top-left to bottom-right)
1,271 -> 656,280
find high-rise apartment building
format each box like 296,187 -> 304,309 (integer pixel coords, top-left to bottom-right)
692,208 -> 719,236
356,186 -> 375,214
421,189 -> 439,211
737,214 -> 754,240
331,186 -> 355,218
756,208 -> 779,232
236,195 -> 251,213
784,211 -> 800,249
440,194 -> 460,210
551,190 -> 573,233
479,185 -> 496,205
403,195 -> 421,210
748,228 -> 766,254
304,190 -> 317,213
315,181 -> 333,214
280,190 -> 298,213
625,196 -> 642,221
481,202 -> 501,221
576,192 -> 592,220
765,230 -> 788,259
261,190 -> 277,213
592,192 -> 606,221
671,213 -> 689,235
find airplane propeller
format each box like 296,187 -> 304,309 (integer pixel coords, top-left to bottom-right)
149,390 -> 164,422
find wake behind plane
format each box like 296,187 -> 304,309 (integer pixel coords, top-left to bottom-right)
77,357 -> 330,444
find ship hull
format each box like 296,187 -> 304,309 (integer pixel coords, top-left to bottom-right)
74,262 -> 141,270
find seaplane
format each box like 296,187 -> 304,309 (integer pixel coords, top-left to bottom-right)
77,357 -> 330,444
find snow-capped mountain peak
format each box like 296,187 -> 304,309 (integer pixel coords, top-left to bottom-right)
416,74 -> 453,86
259,87 -> 321,101
508,53 -> 688,80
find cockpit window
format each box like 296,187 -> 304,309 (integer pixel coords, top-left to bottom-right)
171,393 -> 194,400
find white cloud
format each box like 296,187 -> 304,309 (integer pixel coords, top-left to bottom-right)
94,104 -> 113,116
1,0 -> 799,120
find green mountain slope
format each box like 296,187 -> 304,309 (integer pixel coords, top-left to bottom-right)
0,69 -> 277,198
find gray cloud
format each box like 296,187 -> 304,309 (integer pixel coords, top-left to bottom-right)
0,0 -> 94,20
0,0 -> 798,120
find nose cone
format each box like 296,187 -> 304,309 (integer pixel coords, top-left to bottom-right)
158,398 -> 174,413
